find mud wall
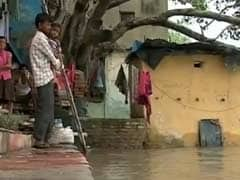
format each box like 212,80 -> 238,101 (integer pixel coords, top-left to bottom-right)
141,54 -> 240,148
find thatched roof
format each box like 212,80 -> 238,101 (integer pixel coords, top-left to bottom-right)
126,39 -> 240,69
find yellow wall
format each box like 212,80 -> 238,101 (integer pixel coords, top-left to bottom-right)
142,54 -> 240,148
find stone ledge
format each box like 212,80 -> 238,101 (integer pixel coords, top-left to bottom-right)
0,129 -> 32,154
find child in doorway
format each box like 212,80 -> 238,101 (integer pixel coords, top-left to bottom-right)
0,36 -> 14,113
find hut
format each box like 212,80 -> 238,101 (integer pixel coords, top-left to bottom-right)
126,39 -> 240,148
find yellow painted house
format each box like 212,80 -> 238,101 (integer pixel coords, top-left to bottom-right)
127,39 -> 240,148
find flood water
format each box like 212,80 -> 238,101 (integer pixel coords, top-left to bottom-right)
89,147 -> 240,180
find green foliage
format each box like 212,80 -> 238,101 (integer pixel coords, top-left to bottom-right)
0,115 -> 29,130
191,0 -> 208,10
168,30 -> 191,43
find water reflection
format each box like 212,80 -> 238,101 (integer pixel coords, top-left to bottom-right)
89,147 -> 240,180
197,148 -> 224,180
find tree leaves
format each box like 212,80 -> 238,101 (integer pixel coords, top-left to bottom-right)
192,0 -> 208,10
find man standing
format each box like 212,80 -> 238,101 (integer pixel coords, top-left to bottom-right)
30,13 -> 61,148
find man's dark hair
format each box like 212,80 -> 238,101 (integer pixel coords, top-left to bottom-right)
51,22 -> 61,30
0,36 -> 6,40
35,13 -> 52,28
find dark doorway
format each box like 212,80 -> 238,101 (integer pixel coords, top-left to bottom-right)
199,119 -> 223,147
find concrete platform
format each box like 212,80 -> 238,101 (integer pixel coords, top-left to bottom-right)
0,148 -> 94,180
0,129 -> 32,154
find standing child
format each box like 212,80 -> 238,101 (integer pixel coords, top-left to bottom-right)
49,23 -> 76,90
0,36 -> 14,113
48,23 -> 65,94
48,23 -> 62,60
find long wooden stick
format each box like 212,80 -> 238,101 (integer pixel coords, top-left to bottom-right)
61,67 -> 87,154
63,71 -> 87,153
55,39 -> 87,154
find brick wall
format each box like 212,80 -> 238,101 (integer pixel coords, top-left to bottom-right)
83,119 -> 147,149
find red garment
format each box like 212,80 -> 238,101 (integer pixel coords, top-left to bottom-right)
54,64 -> 76,91
0,50 -> 12,80
136,71 -> 152,124
66,64 -> 76,88
54,72 -> 65,91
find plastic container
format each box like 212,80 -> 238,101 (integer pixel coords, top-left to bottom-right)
54,119 -> 63,128
61,127 -> 74,144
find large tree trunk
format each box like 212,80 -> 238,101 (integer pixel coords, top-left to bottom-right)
46,0 -> 114,70
46,1 -> 240,70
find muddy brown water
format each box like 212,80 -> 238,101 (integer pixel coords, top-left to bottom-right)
89,147 -> 240,180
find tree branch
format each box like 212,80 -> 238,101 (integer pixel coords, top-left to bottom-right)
108,0 -> 130,9
110,14 -> 240,52
200,24 -> 205,36
73,0 -> 112,59
87,0 -> 111,20
110,16 -> 210,42
110,8 -> 240,43
163,8 -> 240,25
202,4 -> 235,30
162,21 -> 239,52
175,0 -> 192,4
213,25 -> 232,40
75,0 -> 111,43
163,21 -> 210,42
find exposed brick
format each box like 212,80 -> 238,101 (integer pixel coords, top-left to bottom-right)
84,118 -> 146,149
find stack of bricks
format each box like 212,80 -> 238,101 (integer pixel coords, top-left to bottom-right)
74,70 -> 87,97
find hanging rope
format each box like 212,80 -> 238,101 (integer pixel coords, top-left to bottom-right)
153,83 -> 240,113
